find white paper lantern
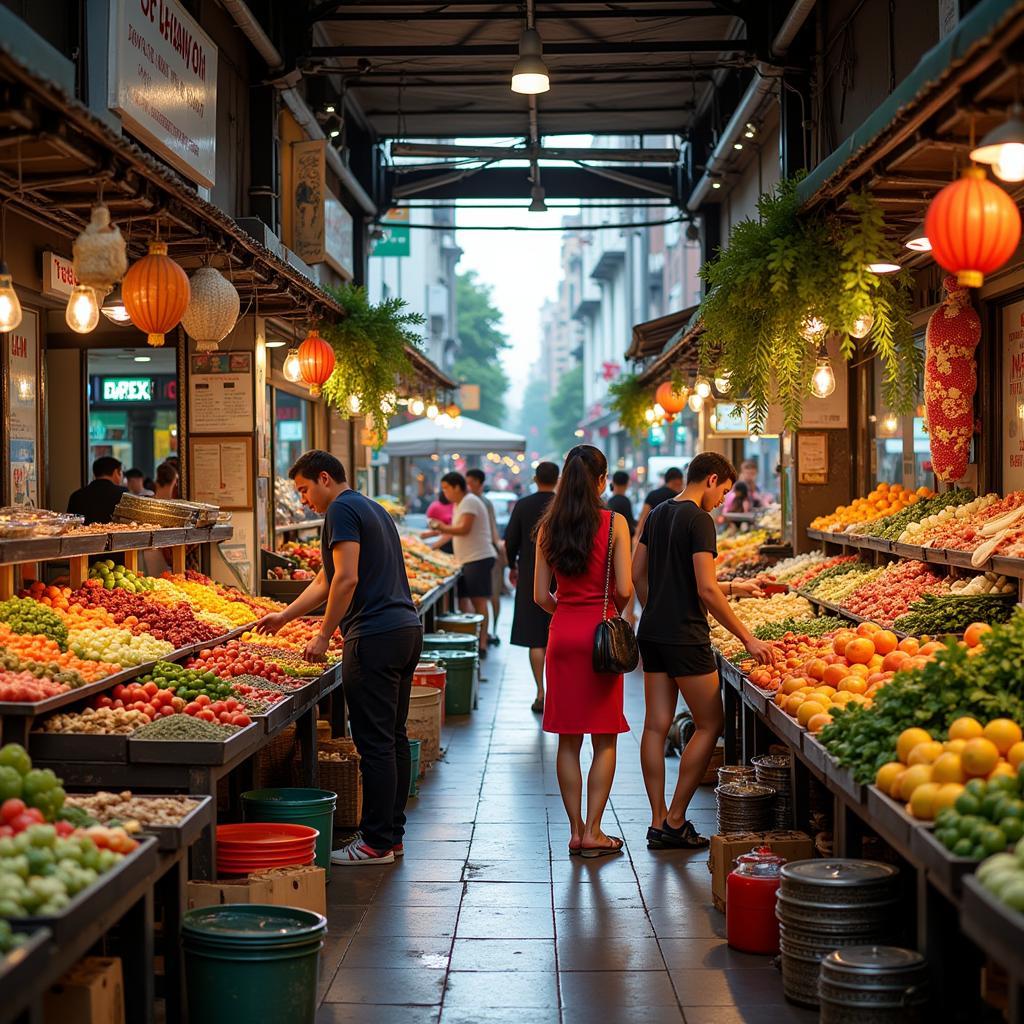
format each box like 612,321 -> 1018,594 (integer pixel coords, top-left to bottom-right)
182,267 -> 240,352
72,206 -> 127,292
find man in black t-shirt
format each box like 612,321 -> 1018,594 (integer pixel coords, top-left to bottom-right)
633,453 -> 775,851
634,466 -> 683,541
255,450 -> 422,866
606,470 -> 637,538
67,456 -> 125,525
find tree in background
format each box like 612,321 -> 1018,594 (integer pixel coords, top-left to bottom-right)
548,364 -> 583,451
517,374 -> 552,453
454,271 -> 510,427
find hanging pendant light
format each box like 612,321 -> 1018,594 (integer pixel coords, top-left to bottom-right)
283,347 -> 302,382
0,206 -> 22,333
426,402 -> 440,420
511,27 -> 550,95
687,393 -> 704,413
924,166 -> 1021,287
65,285 -> 100,334
121,241 -> 190,346
297,328 -> 336,396
101,284 -> 133,325
694,376 -> 712,399
182,267 -> 240,352
528,183 -> 548,213
810,342 -> 836,398
72,205 -> 127,297
971,104 -> 1024,183
409,397 -> 426,417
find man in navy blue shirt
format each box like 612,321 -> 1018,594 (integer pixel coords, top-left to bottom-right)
255,450 -> 422,865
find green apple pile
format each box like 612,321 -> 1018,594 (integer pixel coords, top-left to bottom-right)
87,561 -> 156,593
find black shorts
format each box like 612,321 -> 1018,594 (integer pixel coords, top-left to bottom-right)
638,639 -> 718,677
458,557 -> 496,598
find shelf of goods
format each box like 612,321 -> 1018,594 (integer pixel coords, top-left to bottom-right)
0,739 -> 219,1024
713,537 -> 1024,1016
0,525 -> 346,884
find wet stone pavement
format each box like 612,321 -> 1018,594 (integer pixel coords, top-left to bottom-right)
316,605 -> 818,1024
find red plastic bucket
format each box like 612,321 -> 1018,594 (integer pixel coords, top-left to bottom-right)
413,662 -> 447,723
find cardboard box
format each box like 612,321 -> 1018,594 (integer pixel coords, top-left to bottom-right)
44,957 -> 124,1024
187,864 -> 326,916
709,831 -> 814,911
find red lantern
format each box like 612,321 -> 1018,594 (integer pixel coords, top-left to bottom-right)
924,166 -> 1021,287
121,241 -> 190,346
655,381 -> 687,423
297,329 -> 335,396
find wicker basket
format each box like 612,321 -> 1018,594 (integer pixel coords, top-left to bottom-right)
293,737 -> 362,828
408,686 -> 442,765
253,724 -> 299,789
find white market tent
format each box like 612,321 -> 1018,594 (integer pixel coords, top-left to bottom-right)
383,416 -> 527,457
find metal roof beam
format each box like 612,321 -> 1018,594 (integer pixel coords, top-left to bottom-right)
309,40 -> 752,58
312,7 -> 730,21
390,142 -> 679,162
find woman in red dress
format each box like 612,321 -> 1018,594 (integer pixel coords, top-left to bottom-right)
534,445 -> 633,857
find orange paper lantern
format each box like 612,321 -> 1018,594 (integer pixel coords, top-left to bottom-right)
297,329 -> 335,396
446,403 -> 461,419
121,241 -> 190,346
655,381 -> 687,422
924,166 -> 1021,287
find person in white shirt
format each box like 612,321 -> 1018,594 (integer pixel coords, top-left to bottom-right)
423,471 -> 497,656
465,468 -> 506,648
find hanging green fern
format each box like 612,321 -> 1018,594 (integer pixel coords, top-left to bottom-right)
319,284 -> 426,443
608,373 -> 651,441
697,180 -> 918,433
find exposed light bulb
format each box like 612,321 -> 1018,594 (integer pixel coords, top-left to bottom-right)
695,376 -> 712,399
995,145 -> 1024,183
711,180 -> 722,190
811,351 -> 836,398
971,105 -> 1024,182
0,263 -> 22,332
283,347 -> 302,382
732,142 -> 743,151
882,413 -> 899,434
653,403 -> 665,419
573,429 -> 584,438
410,397 -> 425,416
381,391 -> 397,415
426,403 -> 439,420
800,315 -> 826,341
65,285 -> 100,334
644,407 -> 656,424
849,310 -> 874,339
511,28 -> 550,94
516,453 -> 525,462
688,393 -> 703,412
714,372 -> 732,395
348,394 -> 362,414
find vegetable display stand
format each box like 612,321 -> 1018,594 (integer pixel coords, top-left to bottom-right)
242,788 -> 337,871
182,905 -> 326,1024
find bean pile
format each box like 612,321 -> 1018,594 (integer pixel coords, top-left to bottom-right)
131,716 -> 240,741
64,791 -> 198,827
41,707 -> 150,735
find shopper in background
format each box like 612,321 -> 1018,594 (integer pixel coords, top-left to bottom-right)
124,468 -> 152,496
607,470 -> 637,538
634,466 -> 683,540
67,456 -> 125,525
534,445 -> 632,857
425,491 -> 454,554
466,468 -> 506,648
424,471 -> 497,657
505,461 -> 559,713
740,458 -> 773,507
633,453 -> 776,851
720,480 -> 752,523
153,462 -> 178,500
255,450 -> 421,866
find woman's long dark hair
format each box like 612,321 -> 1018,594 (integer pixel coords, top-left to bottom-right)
537,445 -> 607,577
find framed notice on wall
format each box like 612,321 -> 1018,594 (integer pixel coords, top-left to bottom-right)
798,432 -> 829,484
189,351 -> 254,433
188,437 -> 253,510
1002,299 -> 1024,492
4,309 -> 40,506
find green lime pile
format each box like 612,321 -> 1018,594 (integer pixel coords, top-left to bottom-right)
87,560 -> 156,593
0,598 -> 67,651
976,841 -> 1024,911
934,771 -> 1024,860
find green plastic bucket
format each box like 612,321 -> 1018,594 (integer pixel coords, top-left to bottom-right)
422,632 -> 477,653
428,650 -> 477,715
183,904 -> 326,1024
241,788 -> 336,871
435,612 -> 485,639
409,738 -> 422,796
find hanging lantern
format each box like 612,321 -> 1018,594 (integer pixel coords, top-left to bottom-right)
122,241 -> 190,346
72,206 -> 127,293
924,166 -> 1021,287
655,381 -> 687,423
297,328 -> 335,396
181,267 -> 240,352
446,403 -> 461,419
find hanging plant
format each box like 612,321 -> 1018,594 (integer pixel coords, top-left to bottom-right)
608,372 -> 652,441
697,179 -> 920,432
319,284 -> 426,443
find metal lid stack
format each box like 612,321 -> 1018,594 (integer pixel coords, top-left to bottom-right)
752,753 -> 793,829
715,781 -> 776,834
818,945 -> 929,1022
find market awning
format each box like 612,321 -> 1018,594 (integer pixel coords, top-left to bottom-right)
636,315 -> 703,387
795,0 -> 1024,261
383,416 -> 526,457
626,304 -> 699,362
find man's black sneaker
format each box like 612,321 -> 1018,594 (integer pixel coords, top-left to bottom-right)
647,819 -> 709,849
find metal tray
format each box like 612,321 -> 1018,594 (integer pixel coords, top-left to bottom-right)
128,721 -> 261,765
961,874 -> 1024,980
58,534 -> 110,556
801,733 -> 832,777
29,731 -> 129,763
149,528 -> 187,547
0,537 -> 63,563
865,785 -> 916,855
911,820 -> 978,898
247,693 -> 296,733
827,760 -> 865,804
12,837 -> 157,946
766,701 -> 804,749
130,794 -> 213,852
105,531 -> 154,552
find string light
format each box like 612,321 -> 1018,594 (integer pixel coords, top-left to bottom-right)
65,285 -> 100,334
811,344 -> 836,399
283,348 -> 302,382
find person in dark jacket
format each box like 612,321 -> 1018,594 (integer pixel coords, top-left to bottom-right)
504,461 -> 559,712
67,457 -> 125,525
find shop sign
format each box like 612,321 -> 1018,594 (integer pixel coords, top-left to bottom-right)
101,377 -> 153,402
325,195 -> 354,278
291,139 -> 326,266
1002,299 -> 1024,491
108,0 -> 219,187
798,432 -> 829,484
459,384 -> 480,411
41,252 -> 78,299
189,351 -> 253,434
5,309 -> 39,506
372,209 -> 410,258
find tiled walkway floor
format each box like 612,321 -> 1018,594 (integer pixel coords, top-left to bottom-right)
317,604 -> 817,1024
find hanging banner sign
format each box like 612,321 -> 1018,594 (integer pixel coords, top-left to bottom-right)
108,0 -> 219,187
1002,299 -> 1024,491
5,309 -> 40,507
292,139 -> 326,265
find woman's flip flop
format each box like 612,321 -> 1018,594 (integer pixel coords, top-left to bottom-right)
580,836 -> 624,859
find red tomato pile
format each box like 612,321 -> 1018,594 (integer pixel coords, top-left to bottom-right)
0,671 -> 69,702
189,641 -> 291,687
182,694 -> 251,727
95,681 -> 184,720
0,798 -> 73,838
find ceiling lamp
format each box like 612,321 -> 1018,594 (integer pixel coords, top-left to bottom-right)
655,381 -> 687,423
181,267 -> 240,352
283,347 -> 302,382
511,28 -> 549,95
849,310 -> 874,339
101,284 -> 132,325
121,241 -> 190,346
905,235 -> 931,252
0,261 -> 21,333
971,104 -> 1024,182
65,285 -> 100,334
925,166 -> 1022,287
529,183 -> 548,213
810,343 -> 836,399
297,328 -> 336,396
866,261 -> 901,274
264,338 -> 286,348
